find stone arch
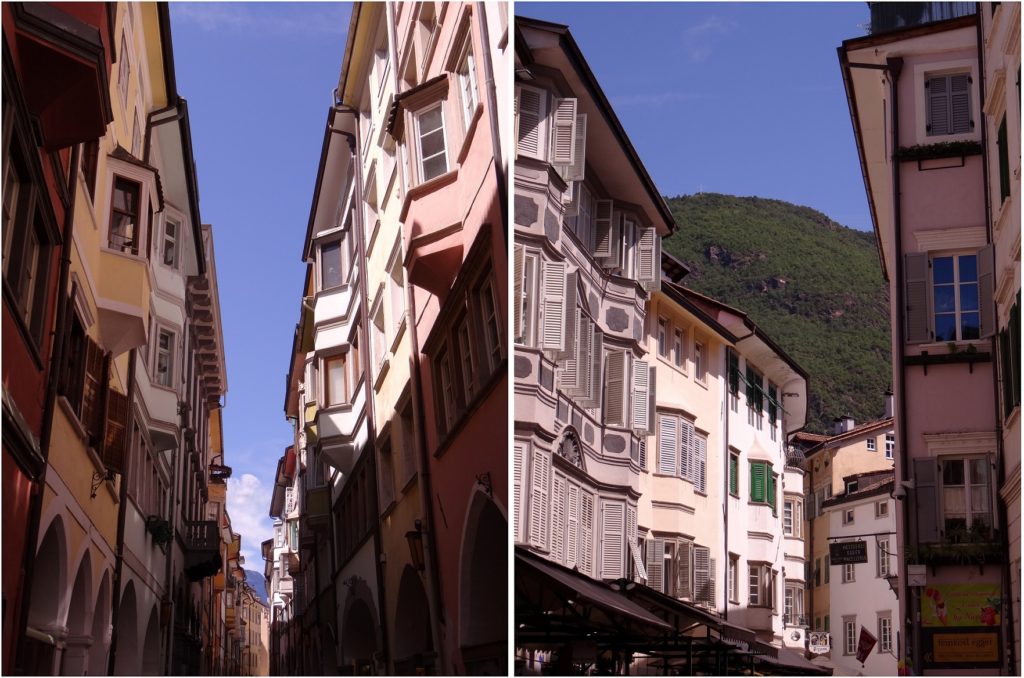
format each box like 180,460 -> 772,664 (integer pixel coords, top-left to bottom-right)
112,581 -> 138,675
458,491 -> 506,674
392,565 -> 433,674
338,578 -> 378,674
29,515 -> 68,631
87,570 -> 112,676
140,606 -> 161,675
60,550 -> 93,675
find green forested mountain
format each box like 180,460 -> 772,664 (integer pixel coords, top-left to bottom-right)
663,193 -> 891,434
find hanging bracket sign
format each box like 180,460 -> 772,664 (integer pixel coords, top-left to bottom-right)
830,540 -> 868,564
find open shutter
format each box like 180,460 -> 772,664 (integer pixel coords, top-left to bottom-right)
694,546 -> 710,606
729,455 -> 738,496
927,76 -> 950,135
679,419 -> 694,482
631,360 -> 651,433
593,200 -> 614,258
950,73 -> 972,133
550,98 -> 577,165
102,388 -> 129,474
658,415 -> 678,475
768,472 -> 777,514
637,226 -> 658,290
728,350 -> 739,397
768,384 -> 778,426
750,462 -> 766,503
559,311 -> 582,392
514,441 -> 524,541
580,491 -> 594,576
583,327 -> 603,408
517,86 -> 546,160
564,114 -> 587,182
695,434 -> 707,494
563,180 -> 580,217
529,448 -> 550,549
566,483 -> 579,568
82,339 -> 107,445
646,539 -> 665,593
709,557 -> 717,608
604,351 -> 630,427
905,253 -> 930,343
513,245 -> 525,342
557,271 -> 579,360
914,458 -> 941,543
978,244 -> 995,338
551,473 -> 566,562
601,501 -> 625,579
676,541 -> 693,599
540,260 -> 567,351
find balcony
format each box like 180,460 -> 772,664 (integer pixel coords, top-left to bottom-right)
184,520 -> 221,581
304,485 -> 331,531
314,387 -> 366,475
868,2 -> 976,34
96,249 -> 149,356
784,614 -> 809,628
401,172 -> 465,297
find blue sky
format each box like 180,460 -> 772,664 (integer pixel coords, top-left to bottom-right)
520,2 -> 873,231
169,2 -> 352,564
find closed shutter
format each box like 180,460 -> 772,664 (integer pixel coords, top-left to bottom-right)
767,472 -> 777,514
914,458 -> 940,543
658,415 -> 678,475
557,271 -> 579,361
631,360 -> 651,433
905,253 -> 930,343
580,491 -> 594,576
604,351 -> 630,427
517,86 -> 546,159
728,350 -> 739,397
564,114 -> 587,182
977,244 -> 995,338
82,339 -> 107,444
550,98 -> 577,165
540,260 -> 567,351
768,384 -> 778,426
102,388 -> 130,474
559,311 -> 582,392
513,245 -> 525,342
750,462 -> 766,503
694,546 -> 711,606
927,76 -> 950,135
949,73 -> 972,133
566,483 -> 579,567
680,419 -> 694,482
676,541 -> 692,599
638,437 -> 647,470
514,441 -> 524,541
729,455 -> 738,496
584,327 -> 603,408
646,538 -> 665,593
529,448 -> 550,549
709,557 -> 717,608
637,226 -> 658,290
695,434 -> 707,494
594,200 -> 614,258
551,473 -> 566,562
601,501 -> 625,579
998,117 -> 1010,201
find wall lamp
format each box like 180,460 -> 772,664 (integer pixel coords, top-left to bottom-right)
406,519 -> 425,571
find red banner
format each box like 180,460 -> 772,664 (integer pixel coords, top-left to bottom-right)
856,626 -> 878,663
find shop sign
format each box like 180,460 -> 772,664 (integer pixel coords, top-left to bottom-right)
920,583 -> 1001,628
932,632 -> 999,663
829,540 -> 867,564
808,632 -> 830,655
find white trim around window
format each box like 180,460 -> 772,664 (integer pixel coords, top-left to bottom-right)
912,58 -> 981,145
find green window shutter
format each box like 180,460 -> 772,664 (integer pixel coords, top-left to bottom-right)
729,455 -> 738,496
746,366 -> 755,405
756,374 -> 764,413
768,384 -> 778,425
728,351 -> 739,396
750,462 -> 766,503
767,472 -> 777,515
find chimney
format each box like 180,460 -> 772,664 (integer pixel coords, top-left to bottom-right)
833,418 -> 844,435
884,390 -> 894,419
834,415 -> 855,434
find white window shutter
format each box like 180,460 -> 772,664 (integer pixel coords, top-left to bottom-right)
517,85 -> 546,160
556,271 -> 579,360
694,546 -> 710,606
604,350 -> 632,427
514,441 -> 524,542
904,253 -> 930,343
658,414 -> 678,475
676,541 -> 693,599
564,113 -> 587,182
528,448 -> 550,549
540,260 -> 567,351
566,483 -> 580,568
580,491 -> 595,576
551,473 -> 566,563
558,311 -> 582,392
647,365 -> 657,436
927,76 -> 950,135
709,557 -> 717,608
600,501 -> 625,579
978,244 -> 995,338
627,504 -> 638,544
679,419 -> 694,481
583,326 -> 604,408
949,73 -> 972,133
631,359 -> 651,433
550,98 -> 577,165
696,434 -> 707,494
563,180 -> 580,216
593,199 -> 614,258
646,538 -> 665,593
637,226 -> 658,290
513,244 -> 525,342
609,212 -> 624,271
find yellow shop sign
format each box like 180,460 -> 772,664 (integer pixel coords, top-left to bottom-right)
921,583 -> 1001,628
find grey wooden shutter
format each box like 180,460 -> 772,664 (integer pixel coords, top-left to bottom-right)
637,226 -> 658,290
696,434 -> 707,494
978,244 -> 995,338
914,458 -> 941,543
566,483 -> 580,567
594,199 -> 614,258
631,359 -> 652,433
550,98 -> 577,165
517,86 -> 546,159
529,448 -> 551,549
694,546 -> 711,606
604,351 -> 630,427
927,76 -> 950,136
658,415 -> 678,475
905,253 -> 931,343
601,501 -> 625,579
676,541 -> 693,599
949,73 -> 972,133
513,245 -> 525,342
646,538 -> 665,592
540,260 -> 567,351
514,441 -> 524,542
551,473 -> 566,562
565,114 -> 587,182
580,491 -> 595,576
680,419 -> 694,481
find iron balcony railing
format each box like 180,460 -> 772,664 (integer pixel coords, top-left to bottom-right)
784,613 -> 810,627
185,520 -> 219,553
868,2 -> 976,34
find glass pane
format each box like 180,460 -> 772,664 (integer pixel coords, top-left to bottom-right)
327,357 -> 346,405
163,242 -> 176,266
422,154 -> 447,182
418,106 -> 443,134
958,254 -> 977,282
961,313 -> 980,340
943,459 -> 965,485
960,283 -> 978,311
159,331 -> 171,351
420,127 -> 446,159
970,485 -> 989,513
933,285 -> 956,313
932,256 -> 954,284
934,314 -> 957,341
970,458 -> 988,484
944,487 -> 966,513
321,241 -> 343,289
945,516 -> 967,533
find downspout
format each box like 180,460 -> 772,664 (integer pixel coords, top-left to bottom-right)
163,402 -> 184,675
107,348 -> 138,676
722,346 -> 731,621
474,3 -> 507,238
16,141 -> 81,671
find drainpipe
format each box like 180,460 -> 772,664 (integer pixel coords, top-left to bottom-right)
474,3 -> 507,238
162,399 -> 184,675
107,347 -> 138,676
16,141 -> 81,672
722,347 -> 731,622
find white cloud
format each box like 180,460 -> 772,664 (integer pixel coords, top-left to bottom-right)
682,16 -> 735,63
226,473 -> 274,566
171,2 -> 348,38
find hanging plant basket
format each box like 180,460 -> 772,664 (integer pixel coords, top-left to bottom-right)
146,516 -> 173,545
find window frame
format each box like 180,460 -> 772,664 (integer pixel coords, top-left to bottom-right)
728,553 -> 740,603
913,59 -> 981,145
161,214 -> 181,269
885,434 -> 895,460
866,437 -> 876,452
456,33 -> 479,132
877,537 -> 891,577
842,561 -> 855,583
844,618 -> 857,655
153,325 -> 176,389
783,495 -> 803,538
694,339 -> 707,384
878,614 -> 893,654
323,352 -> 350,408
414,101 -> 450,184
930,251 -> 981,342
939,454 -> 994,539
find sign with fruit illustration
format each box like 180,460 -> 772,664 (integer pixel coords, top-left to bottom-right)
920,583 -> 1001,628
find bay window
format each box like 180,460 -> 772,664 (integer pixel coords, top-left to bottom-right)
748,563 -> 775,608
783,495 -> 803,538
324,353 -> 348,407
155,328 -> 175,388
162,218 -> 179,268
320,239 -> 344,290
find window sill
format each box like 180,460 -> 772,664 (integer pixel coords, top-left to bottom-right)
905,349 -> 992,373
389,316 -> 407,355
151,381 -> 177,394
455,103 -> 483,166
373,357 -> 391,393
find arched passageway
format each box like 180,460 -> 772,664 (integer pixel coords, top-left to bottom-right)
24,517 -> 68,675
140,607 -> 162,675
459,495 -> 507,675
87,571 -> 111,676
340,597 -> 376,673
61,551 -> 92,675
112,582 -> 138,675
392,565 -> 433,675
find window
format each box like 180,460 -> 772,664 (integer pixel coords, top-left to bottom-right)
784,496 -> 803,538
932,253 -> 980,341
109,176 -> 141,254
378,437 -> 395,510
476,277 -> 503,373
155,328 -> 175,388
457,43 -> 479,130
885,434 -> 895,459
162,218 -> 179,268
387,250 -> 405,338
515,249 -> 538,346
941,456 -> 992,539
824,615 -> 830,633
131,115 -> 142,157
657,317 -> 669,358
550,471 -> 594,577
288,519 -> 298,547
727,350 -> 739,412
673,328 -> 685,369
768,383 -> 778,441
814,558 -> 821,587
657,413 -> 706,492
878,538 -> 891,577
997,115 -> 1010,203
275,525 -> 283,548
320,239 -> 344,290
824,555 -> 830,583
878,615 -> 892,653
784,584 -> 804,626
324,353 -> 348,406
729,453 -> 739,497
749,461 -> 775,512
729,554 -> 739,603
415,103 -> 448,182
844,618 -> 857,655
694,341 -> 706,383
926,72 -> 972,136
875,500 -> 889,518
118,33 -> 130,109
842,562 -> 855,583
1000,295 -> 1021,418
370,301 -> 387,373
846,480 -> 858,494
843,507 -> 855,525
867,437 -> 876,451
748,563 -> 774,608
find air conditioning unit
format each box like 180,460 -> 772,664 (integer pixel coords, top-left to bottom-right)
784,627 -> 806,649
